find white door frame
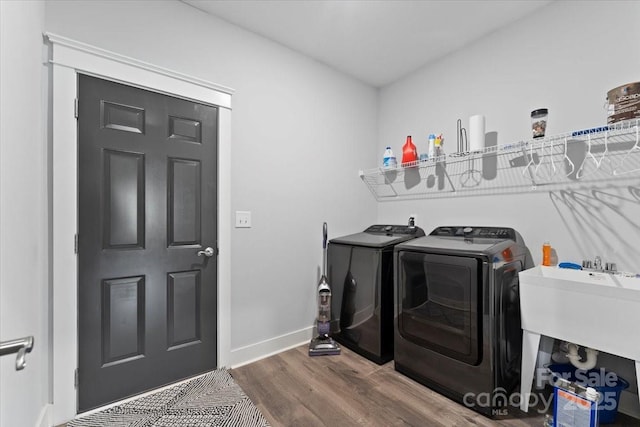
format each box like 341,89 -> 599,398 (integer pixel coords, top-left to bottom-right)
46,33 -> 233,425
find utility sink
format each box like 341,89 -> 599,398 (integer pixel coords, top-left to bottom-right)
518,265 -> 640,412
539,266 -> 640,300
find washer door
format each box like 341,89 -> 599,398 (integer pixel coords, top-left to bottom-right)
397,251 -> 481,365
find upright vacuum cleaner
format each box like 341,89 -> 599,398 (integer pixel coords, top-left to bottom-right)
308,222 -> 341,356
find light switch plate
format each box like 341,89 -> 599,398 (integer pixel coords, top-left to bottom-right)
235,211 -> 251,228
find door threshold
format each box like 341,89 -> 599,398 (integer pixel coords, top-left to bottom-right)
73,369 -> 217,420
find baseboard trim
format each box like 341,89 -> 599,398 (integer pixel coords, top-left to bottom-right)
230,326 -> 313,368
36,403 -> 52,427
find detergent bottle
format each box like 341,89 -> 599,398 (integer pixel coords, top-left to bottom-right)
401,135 -> 418,167
427,134 -> 436,159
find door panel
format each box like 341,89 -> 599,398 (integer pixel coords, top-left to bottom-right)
102,276 -> 145,366
168,158 -> 201,246
103,150 -> 145,249
167,271 -> 201,348
78,74 -> 218,411
101,100 -> 145,134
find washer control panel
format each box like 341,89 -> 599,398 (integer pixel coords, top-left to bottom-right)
364,224 -> 425,236
430,226 -> 515,240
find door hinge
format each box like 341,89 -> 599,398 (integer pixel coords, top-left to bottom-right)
74,234 -> 78,254
74,369 -> 79,389
74,98 -> 78,119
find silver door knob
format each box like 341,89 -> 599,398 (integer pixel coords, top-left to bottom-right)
197,247 -> 215,257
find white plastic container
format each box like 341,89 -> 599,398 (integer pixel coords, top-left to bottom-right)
469,115 -> 486,151
383,146 -> 397,169
427,134 -> 435,159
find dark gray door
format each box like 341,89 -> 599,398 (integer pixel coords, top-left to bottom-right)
77,74 -> 218,411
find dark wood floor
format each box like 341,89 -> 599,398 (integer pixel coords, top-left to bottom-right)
231,344 -> 640,427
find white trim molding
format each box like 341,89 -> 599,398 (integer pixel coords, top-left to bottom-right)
229,326 -> 314,369
35,404 -> 52,427
45,32 -> 233,426
46,33 -> 234,102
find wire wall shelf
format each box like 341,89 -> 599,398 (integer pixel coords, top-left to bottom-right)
360,119 -> 640,201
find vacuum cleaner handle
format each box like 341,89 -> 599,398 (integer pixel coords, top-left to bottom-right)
323,222 -> 327,249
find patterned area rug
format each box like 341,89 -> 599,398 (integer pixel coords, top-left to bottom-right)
68,369 -> 270,427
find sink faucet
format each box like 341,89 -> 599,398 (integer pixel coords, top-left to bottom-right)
582,256 -> 617,273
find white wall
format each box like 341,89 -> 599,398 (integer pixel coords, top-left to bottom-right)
378,0 -> 640,416
0,1 -> 51,426
44,0 -> 378,363
378,0 -> 640,269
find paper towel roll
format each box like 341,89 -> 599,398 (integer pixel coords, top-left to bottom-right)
469,115 -> 485,152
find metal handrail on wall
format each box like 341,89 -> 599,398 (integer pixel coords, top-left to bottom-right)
0,336 -> 34,371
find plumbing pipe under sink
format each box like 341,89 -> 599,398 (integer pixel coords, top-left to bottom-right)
551,341 -> 571,364
566,342 -> 598,370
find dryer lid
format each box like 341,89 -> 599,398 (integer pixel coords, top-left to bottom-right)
395,234 -> 512,256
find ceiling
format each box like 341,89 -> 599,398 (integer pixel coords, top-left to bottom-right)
183,0 -> 554,88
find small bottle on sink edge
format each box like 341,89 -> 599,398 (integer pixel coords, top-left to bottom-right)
542,241 -> 551,266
